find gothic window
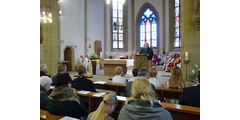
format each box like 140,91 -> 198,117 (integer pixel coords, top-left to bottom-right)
140,8 -> 157,48
174,0 -> 181,48
112,0 -> 124,49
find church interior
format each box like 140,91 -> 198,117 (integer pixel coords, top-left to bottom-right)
40,0 -> 200,119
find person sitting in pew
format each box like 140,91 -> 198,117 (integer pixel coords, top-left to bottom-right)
52,64 -> 67,86
128,67 -> 139,82
148,68 -> 161,87
125,67 -> 155,97
40,64 -> 50,77
87,93 -> 118,120
163,66 -> 186,89
179,70 -> 200,107
118,78 -> 173,120
71,64 -> 96,92
40,76 -> 52,110
112,66 -> 126,84
47,73 -> 88,119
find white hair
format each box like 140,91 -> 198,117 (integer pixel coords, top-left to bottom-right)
40,76 -> 52,87
40,64 -> 47,71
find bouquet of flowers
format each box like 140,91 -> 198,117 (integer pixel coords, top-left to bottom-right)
106,51 -> 116,59
191,64 -> 200,82
89,52 -> 99,60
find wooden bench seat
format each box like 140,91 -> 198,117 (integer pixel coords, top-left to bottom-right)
40,109 -> 64,120
94,82 -> 183,101
75,91 -> 200,120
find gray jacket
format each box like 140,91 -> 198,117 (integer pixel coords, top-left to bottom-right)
118,100 -> 173,120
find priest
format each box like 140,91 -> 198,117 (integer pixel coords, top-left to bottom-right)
139,42 -> 154,69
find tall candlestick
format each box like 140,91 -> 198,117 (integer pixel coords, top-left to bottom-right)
185,52 -> 189,60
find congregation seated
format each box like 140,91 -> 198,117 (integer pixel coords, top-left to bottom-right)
118,78 -> 173,120
47,73 -> 88,119
87,93 -> 117,120
164,54 -> 181,72
129,51 -> 136,59
40,64 -> 49,77
148,68 -> 161,87
52,64 -> 67,86
40,76 -> 52,110
179,70 -> 200,107
164,66 -> 186,89
125,67 -> 155,97
152,52 -> 161,65
112,66 -> 126,84
128,67 -> 139,82
71,64 -> 96,92
159,51 -> 168,65
163,54 -> 175,72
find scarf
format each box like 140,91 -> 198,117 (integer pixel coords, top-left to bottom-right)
48,84 -> 80,104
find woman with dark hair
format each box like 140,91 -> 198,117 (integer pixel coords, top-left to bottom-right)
71,64 -> 96,92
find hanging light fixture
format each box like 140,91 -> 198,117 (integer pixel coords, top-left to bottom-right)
40,3 -> 52,23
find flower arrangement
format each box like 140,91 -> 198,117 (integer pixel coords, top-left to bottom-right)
89,52 -> 100,60
191,64 -> 200,82
106,51 -> 116,59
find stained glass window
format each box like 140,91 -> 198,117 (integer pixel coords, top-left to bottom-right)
174,0 -> 181,48
140,8 -> 157,48
112,0 -> 124,49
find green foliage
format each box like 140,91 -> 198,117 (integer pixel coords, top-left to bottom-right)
89,52 -> 100,60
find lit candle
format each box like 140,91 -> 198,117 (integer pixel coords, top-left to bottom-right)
100,52 -> 102,58
185,52 -> 188,60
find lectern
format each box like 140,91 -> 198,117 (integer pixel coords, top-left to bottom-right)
134,54 -> 148,69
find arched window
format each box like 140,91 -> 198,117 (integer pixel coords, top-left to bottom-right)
112,0 -> 124,49
174,0 -> 181,48
140,8 -> 157,48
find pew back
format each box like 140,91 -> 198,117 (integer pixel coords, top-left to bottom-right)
94,82 -> 183,101
76,90 -> 200,120
40,109 -> 64,120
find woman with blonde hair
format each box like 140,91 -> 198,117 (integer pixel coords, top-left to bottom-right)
87,93 -> 118,120
118,78 -> 173,120
112,66 -> 126,84
167,66 -> 186,89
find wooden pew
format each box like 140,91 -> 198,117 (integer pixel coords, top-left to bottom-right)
76,91 -> 200,120
40,109 -> 64,120
94,82 -> 183,101
156,87 -> 183,102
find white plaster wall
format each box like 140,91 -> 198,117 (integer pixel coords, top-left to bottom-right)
104,0 -> 133,58
59,0 -> 86,64
86,0 -> 105,56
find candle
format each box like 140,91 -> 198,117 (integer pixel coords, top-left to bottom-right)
100,52 -> 102,58
185,52 -> 188,60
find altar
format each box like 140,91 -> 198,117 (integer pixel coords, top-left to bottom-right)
100,59 -> 134,76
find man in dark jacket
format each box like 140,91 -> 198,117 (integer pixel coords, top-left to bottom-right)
179,70 -> 200,107
40,64 -> 50,77
71,64 -> 96,92
46,73 -> 88,119
52,64 -> 67,86
125,67 -> 155,97
40,76 -> 52,110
